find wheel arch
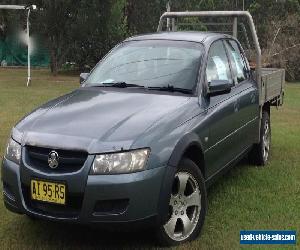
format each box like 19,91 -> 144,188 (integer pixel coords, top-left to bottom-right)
168,133 -> 206,179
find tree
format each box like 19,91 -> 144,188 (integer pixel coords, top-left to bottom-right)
31,0 -> 79,75
249,0 -> 300,80
66,0 -> 126,71
124,0 -> 167,35
33,0 -> 126,74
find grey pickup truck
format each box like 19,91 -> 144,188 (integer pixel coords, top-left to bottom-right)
2,11 -> 284,246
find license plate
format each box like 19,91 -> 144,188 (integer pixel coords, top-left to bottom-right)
31,179 -> 66,205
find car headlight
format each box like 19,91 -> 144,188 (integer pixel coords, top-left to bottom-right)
90,148 -> 150,174
5,138 -> 21,164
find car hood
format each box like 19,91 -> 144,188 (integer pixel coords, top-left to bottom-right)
14,87 -> 194,153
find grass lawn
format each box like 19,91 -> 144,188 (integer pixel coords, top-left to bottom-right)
0,68 -> 299,249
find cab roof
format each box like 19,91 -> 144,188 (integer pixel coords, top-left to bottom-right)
125,31 -> 233,44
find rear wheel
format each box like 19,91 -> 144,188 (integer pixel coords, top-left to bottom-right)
249,110 -> 271,166
156,158 -> 207,246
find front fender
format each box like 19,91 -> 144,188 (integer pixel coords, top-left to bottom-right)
157,132 -> 205,225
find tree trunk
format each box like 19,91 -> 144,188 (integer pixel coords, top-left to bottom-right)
50,48 -> 58,76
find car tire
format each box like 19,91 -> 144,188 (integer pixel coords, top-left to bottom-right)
249,110 -> 271,166
156,158 -> 207,246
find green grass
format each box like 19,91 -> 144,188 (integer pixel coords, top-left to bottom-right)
0,68 -> 299,249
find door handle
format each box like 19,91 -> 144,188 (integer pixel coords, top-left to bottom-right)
234,100 -> 239,112
250,92 -> 256,104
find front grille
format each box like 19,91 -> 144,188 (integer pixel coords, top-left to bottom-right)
22,184 -> 83,218
26,146 -> 88,173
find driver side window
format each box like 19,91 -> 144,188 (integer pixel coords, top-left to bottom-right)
224,39 -> 250,84
206,40 -> 232,84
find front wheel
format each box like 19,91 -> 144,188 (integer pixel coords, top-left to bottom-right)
156,158 -> 207,246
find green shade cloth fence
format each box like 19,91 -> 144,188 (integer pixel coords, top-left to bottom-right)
0,35 -> 49,67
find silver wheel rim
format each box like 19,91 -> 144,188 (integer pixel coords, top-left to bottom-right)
163,172 -> 201,241
262,121 -> 270,161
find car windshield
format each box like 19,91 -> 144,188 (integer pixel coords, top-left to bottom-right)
84,40 -> 203,91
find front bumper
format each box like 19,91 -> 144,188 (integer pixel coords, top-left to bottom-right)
1,156 -> 167,227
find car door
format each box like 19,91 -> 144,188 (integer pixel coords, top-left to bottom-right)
223,39 -> 260,151
201,40 -> 241,178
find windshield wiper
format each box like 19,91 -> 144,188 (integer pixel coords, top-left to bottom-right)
101,81 -> 145,88
89,82 -> 192,94
147,85 -> 193,94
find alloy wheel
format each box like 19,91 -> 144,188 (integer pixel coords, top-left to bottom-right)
262,121 -> 270,162
163,172 -> 201,241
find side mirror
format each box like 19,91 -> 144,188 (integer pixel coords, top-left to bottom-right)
80,73 -> 90,84
208,80 -> 232,96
